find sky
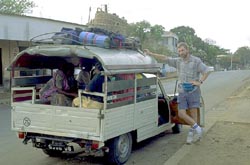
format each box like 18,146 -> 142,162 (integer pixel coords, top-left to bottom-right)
29,0 -> 250,53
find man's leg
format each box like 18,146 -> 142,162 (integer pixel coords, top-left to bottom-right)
189,108 -> 198,123
189,108 -> 203,142
178,110 -> 196,144
178,92 -> 195,144
187,89 -> 203,142
178,110 -> 195,126
178,89 -> 202,144
178,109 -> 202,144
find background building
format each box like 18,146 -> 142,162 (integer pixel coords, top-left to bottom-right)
160,31 -> 178,77
161,31 -> 178,56
0,14 -> 86,91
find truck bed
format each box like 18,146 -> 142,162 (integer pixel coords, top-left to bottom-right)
12,102 -> 101,140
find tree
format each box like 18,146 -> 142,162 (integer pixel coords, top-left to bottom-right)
127,20 -> 151,44
127,21 -> 172,55
216,55 -> 232,70
170,26 -> 196,44
170,26 -> 228,66
0,0 -> 36,15
127,21 -> 232,65
234,46 -> 250,69
149,24 -> 165,42
143,24 -> 168,53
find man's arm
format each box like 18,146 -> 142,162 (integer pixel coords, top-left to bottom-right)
191,72 -> 210,86
144,49 -> 169,62
198,72 -> 210,85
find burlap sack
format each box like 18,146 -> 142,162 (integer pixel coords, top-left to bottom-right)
73,96 -> 103,109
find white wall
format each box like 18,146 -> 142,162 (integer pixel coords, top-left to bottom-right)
0,14 -> 87,41
0,14 -> 87,90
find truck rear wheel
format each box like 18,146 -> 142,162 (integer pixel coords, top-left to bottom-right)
105,133 -> 132,165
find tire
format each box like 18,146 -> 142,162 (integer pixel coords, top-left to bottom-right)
105,133 -> 133,165
172,123 -> 181,134
42,149 -> 63,157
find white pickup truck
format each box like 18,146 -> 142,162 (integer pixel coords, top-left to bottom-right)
7,32 -> 204,165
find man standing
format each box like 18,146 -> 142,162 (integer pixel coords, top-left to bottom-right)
144,42 -> 210,144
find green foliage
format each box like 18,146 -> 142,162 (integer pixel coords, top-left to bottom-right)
234,46 -> 250,69
127,20 -> 151,43
127,21 -> 172,55
149,24 -> 165,41
0,0 -> 36,15
170,26 -> 229,66
216,55 -> 232,69
127,23 -> 232,62
170,26 -> 196,44
128,23 -> 231,65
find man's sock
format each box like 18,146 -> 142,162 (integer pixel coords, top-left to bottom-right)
192,123 -> 202,133
189,127 -> 194,132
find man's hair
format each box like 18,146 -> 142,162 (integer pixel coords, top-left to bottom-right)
177,42 -> 189,50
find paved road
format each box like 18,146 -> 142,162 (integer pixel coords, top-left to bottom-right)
0,70 -> 250,165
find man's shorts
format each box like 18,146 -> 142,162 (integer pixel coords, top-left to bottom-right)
177,87 -> 201,110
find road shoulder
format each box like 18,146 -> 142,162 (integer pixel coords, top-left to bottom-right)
165,82 -> 250,165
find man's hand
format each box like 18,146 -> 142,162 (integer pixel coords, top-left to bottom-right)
143,49 -> 167,62
143,49 -> 151,55
190,80 -> 202,86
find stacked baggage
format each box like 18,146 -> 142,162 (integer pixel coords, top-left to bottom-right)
51,27 -> 141,50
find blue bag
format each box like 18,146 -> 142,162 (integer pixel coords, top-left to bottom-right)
182,82 -> 195,92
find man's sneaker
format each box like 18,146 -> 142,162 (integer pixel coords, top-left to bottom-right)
186,130 -> 194,144
193,127 -> 203,142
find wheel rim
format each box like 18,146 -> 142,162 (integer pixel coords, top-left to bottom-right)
117,134 -> 130,158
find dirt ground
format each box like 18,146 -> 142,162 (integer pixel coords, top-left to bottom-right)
165,83 -> 250,165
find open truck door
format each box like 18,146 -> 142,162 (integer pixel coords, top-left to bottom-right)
168,81 -> 205,127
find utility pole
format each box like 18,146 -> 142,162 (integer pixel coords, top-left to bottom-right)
230,54 -> 233,70
88,7 -> 91,23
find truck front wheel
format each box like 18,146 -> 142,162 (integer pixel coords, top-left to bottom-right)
105,133 -> 133,165
172,123 -> 181,134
